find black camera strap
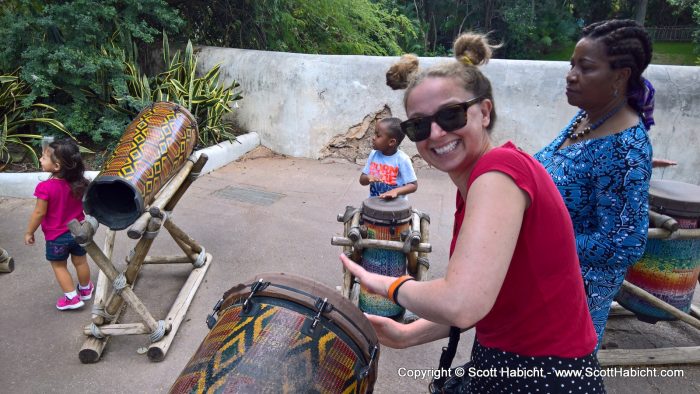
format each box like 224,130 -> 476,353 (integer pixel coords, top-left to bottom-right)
431,326 -> 461,391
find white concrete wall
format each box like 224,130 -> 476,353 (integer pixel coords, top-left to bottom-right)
197,47 -> 700,185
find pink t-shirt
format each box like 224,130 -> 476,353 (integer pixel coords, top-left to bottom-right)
34,178 -> 85,241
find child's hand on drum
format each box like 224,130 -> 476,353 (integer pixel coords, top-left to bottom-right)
339,253 -> 393,297
379,190 -> 399,199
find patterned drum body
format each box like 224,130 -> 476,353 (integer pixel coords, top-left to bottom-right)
170,273 -> 379,394
617,180 -> 700,322
84,102 -> 198,230
359,197 -> 412,317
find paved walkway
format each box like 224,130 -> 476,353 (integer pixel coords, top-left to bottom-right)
1,152 -> 698,393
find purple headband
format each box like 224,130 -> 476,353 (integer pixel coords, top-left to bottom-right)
629,77 -> 655,130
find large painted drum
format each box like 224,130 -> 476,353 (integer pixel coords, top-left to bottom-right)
617,179 -> 700,322
170,273 -> 380,394
84,102 -> 198,230
359,197 -> 412,317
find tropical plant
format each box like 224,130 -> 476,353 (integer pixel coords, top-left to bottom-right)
0,0 -> 183,146
0,70 -> 76,170
169,0 -> 414,56
113,32 -> 243,147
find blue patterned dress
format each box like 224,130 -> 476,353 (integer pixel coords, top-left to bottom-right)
534,114 -> 652,348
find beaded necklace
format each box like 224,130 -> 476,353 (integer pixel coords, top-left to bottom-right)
566,102 -> 625,140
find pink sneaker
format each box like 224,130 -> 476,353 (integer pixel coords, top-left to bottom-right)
78,282 -> 95,301
56,295 -> 84,310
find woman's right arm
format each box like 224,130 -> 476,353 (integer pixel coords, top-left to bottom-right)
366,315 -> 452,349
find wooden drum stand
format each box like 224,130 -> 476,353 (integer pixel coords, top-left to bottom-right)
599,210 -> 700,366
331,203 -> 431,322
69,154 -> 212,363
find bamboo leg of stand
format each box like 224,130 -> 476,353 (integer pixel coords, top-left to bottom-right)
0,247 -> 14,273
69,220 -> 163,363
598,346 -> 700,366
620,280 -> 700,330
70,232 -> 160,330
127,159 -> 195,240
691,305 -> 700,320
126,154 -> 207,240
341,219 -> 353,299
163,153 -> 207,212
92,230 -> 116,325
102,218 -> 162,320
148,253 -> 212,361
416,216 -> 430,282
163,218 -> 203,254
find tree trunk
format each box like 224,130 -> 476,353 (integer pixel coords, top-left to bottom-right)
635,0 -> 649,26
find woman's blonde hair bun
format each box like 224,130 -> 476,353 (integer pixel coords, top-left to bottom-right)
386,54 -> 419,90
453,33 -> 499,66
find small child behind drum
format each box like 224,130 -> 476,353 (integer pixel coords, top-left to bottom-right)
360,118 -> 417,199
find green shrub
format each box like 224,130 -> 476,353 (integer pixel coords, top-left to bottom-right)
0,69 -> 79,170
113,32 -> 243,147
0,1 -> 183,146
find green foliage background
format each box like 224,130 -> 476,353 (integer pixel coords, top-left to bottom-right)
0,0 -> 697,163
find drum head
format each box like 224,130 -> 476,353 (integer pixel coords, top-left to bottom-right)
649,179 -> 700,217
361,196 -> 412,223
221,272 -> 379,363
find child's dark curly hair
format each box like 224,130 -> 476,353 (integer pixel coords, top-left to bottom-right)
49,138 -> 89,199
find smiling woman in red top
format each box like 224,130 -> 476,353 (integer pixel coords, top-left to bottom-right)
341,32 -> 605,393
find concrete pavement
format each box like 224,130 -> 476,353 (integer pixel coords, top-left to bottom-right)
1,150 -> 699,393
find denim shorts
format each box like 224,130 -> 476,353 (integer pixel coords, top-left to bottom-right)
45,231 -> 87,261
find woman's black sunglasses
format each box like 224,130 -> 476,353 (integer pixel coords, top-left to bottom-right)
400,97 -> 483,142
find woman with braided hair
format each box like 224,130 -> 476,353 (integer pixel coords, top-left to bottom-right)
341,32 -> 605,393
534,19 -> 655,350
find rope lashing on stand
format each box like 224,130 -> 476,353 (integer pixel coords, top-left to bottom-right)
150,320 -> 167,342
193,247 -> 207,268
113,272 -> 127,293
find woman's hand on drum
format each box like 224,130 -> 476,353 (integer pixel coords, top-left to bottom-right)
365,314 -> 411,349
339,253 -> 392,298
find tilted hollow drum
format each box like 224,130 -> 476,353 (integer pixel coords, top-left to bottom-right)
170,273 -> 380,394
617,179 -> 700,322
360,197 -> 412,317
84,102 -> 198,230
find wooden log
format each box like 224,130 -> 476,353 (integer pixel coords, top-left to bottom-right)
347,210 -> 362,242
163,218 -> 203,253
649,210 -> 678,232
608,301 -> 635,317
68,220 -> 161,332
648,227 -> 700,240
598,346 -> 700,366
148,253 -> 212,362
102,218 -> 162,319
0,247 -> 14,273
406,212 -> 421,275
331,237 -> 432,253
690,305 -> 700,320
163,153 -> 208,212
127,159 -> 195,239
144,255 -> 193,264
620,281 -> 700,330
92,230 -> 116,325
83,322 -> 150,336
416,215 -> 430,282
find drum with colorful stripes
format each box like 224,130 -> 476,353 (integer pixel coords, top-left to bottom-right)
617,179 -> 700,322
359,197 -> 412,317
84,102 -> 198,230
169,273 -> 379,394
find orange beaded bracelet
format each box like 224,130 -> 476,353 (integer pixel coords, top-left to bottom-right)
388,275 -> 415,306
